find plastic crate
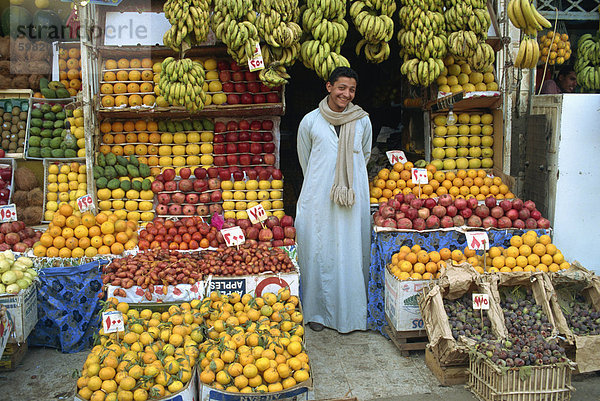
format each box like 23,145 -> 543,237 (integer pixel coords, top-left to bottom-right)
467,351 -> 574,401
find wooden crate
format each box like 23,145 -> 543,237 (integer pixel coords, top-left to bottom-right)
425,347 -> 467,386
385,316 -> 428,357
0,341 -> 27,371
467,352 -> 574,401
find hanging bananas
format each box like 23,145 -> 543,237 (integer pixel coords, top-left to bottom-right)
514,37 -> 540,69
447,30 -> 478,58
211,0 -> 259,64
350,0 -> 395,63
300,0 -> 350,80
401,57 -> 445,86
444,4 -> 473,31
507,0 -> 552,35
163,0 -> 211,52
575,33 -> 600,91
259,61 -> 292,87
158,57 -> 207,111
467,42 -> 495,71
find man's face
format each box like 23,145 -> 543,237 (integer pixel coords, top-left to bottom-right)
558,71 -> 577,93
326,77 -> 357,112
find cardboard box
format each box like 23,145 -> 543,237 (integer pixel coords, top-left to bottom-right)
384,267 -> 430,332
198,377 -> 311,401
0,284 -> 38,343
0,306 -> 13,357
0,341 -> 27,371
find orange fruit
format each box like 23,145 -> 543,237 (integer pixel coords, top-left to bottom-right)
129,95 -> 143,107
59,203 -> 73,217
115,95 -> 129,107
52,214 -> 66,228
100,122 -> 112,133
61,227 -> 74,239
101,222 -> 115,235
65,237 -> 79,250
111,243 -> 124,255
98,245 -> 111,255
74,225 -> 89,239
117,58 -> 130,69
40,233 -> 54,247
127,82 -> 140,93
102,96 -> 115,108
90,236 -> 103,248
88,226 -> 101,238
53,236 -> 66,249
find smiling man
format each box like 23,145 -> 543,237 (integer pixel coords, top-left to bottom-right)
296,67 -> 373,333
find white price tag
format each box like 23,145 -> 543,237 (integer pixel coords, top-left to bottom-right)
221,226 -> 246,247
386,150 -> 407,165
102,311 -> 124,333
0,204 -> 17,222
411,168 -> 429,184
247,204 -> 267,224
472,293 -> 490,310
77,194 -> 94,212
465,231 -> 490,250
248,43 -> 265,72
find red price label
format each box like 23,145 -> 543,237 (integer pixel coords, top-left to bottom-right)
472,293 -> 490,310
77,194 -> 93,212
411,168 -> 429,184
0,204 -> 17,222
221,227 -> 246,247
247,43 -> 265,72
386,150 -> 407,165
247,204 -> 267,225
102,311 -> 124,333
465,232 -> 490,250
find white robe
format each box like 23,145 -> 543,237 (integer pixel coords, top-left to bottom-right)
296,108 -> 372,333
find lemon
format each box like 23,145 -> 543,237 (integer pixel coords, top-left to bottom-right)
246,191 -> 257,201
97,189 -> 111,200
46,201 -> 58,211
125,200 -> 138,211
159,156 -> 172,166
77,149 -> 85,157
258,180 -> 271,190
200,143 -> 212,154
127,211 -> 141,221
186,144 -> 200,155
112,200 -> 125,209
114,209 -> 128,220
187,132 -> 200,142
75,189 -> 86,198
202,82 -> 209,92
188,155 -> 202,165
99,200 -> 112,211
257,191 -> 269,200
272,200 -> 284,209
200,131 -> 213,142
223,201 -> 235,210
48,165 -> 59,174
212,93 -> 227,105
482,125 -> 494,135
60,165 -> 70,174
173,156 -> 186,166
47,174 -> 57,183
271,180 -> 283,189
126,190 -> 140,199
204,58 -> 217,70
224,211 -> 236,219
233,191 -> 245,201
208,81 -> 222,92
69,181 -> 79,190
447,75 -> 459,86
475,82 -> 487,91
481,114 -> 493,124
161,133 -> 173,144
172,145 -> 186,156
58,182 -> 70,192
139,201 -> 153,211
457,73 -> 469,85
47,182 -> 58,192
246,180 -> 258,190
247,201 -> 259,209
236,211 -> 248,220
205,70 -> 219,80
173,133 -> 187,144
221,181 -> 233,190
44,210 -> 54,221
270,190 -> 282,200
140,190 -> 154,200
47,192 -> 58,201
222,190 -> 234,200
260,200 -> 272,210
204,94 -> 212,106
273,210 -> 285,219
77,138 -> 85,149
140,212 -> 154,221
235,201 -> 247,210
112,188 -> 125,199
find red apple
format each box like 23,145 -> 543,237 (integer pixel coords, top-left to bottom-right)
263,143 -> 275,153
232,171 -> 244,181
226,121 -> 238,131
213,144 -> 226,154
262,132 -> 274,141
250,143 -> 263,154
217,61 -> 229,70
227,94 -> 240,104
194,167 -> 207,179
253,94 -> 266,103
272,169 -> 282,180
219,170 -> 231,181
222,82 -> 234,93
238,120 -> 250,130
179,167 -> 191,179
230,62 -> 241,71
250,132 -> 263,142
214,134 -> 225,143
250,121 -> 262,131
252,155 -> 264,165
262,120 -> 273,130
266,93 -> 279,103
232,71 -> 244,81
246,169 -> 258,180
234,81 -> 246,92
219,70 -> 231,82
226,143 -> 238,153
259,83 -> 271,92
263,154 -> 275,165
248,82 -> 260,93
207,167 -> 219,178
163,169 -> 176,181
245,71 -> 257,81
239,131 -> 250,141
214,156 -> 227,166
238,142 -> 250,153
239,154 -> 252,165
226,155 -> 239,165
241,93 -> 253,104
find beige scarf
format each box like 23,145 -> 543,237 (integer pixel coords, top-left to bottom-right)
318,96 -> 368,207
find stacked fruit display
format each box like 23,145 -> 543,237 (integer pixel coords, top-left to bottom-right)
95,153 -> 154,223
539,32 -> 571,65
138,217 -> 217,250
0,221 -> 42,253
44,161 -> 87,222
35,205 -> 138,258
300,0 -> 351,80
98,118 -> 214,174
221,174 -> 284,220
388,244 -> 445,281
27,101 -> 79,159
198,289 -> 310,393
100,57 -> 156,108
76,299 -> 199,400
57,44 -> 81,96
217,61 -> 282,105
398,0 -> 446,86
575,33 -> 600,91
437,55 -> 498,93
0,251 -> 37,295
0,99 -> 28,155
480,231 -> 569,273
432,111 -> 495,170
222,215 -> 296,246
373,193 -> 549,230
214,119 -> 277,167
67,107 -> 86,158
369,163 -> 514,203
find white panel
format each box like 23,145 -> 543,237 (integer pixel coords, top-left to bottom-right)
553,94 -> 600,273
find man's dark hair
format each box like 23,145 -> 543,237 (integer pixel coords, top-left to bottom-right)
557,64 -> 574,78
328,67 -> 359,85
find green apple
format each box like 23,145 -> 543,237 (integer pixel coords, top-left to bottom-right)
443,158 -> 457,170
482,147 -> 494,158
457,147 -> 470,157
481,158 -> 494,168
432,148 -> 446,160
469,158 -> 482,169
481,136 -> 494,147
469,136 -> 481,146
456,158 -> 469,169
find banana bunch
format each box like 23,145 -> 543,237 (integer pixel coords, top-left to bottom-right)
575,33 -> 600,90
401,57 -> 445,86
514,37 -> 540,69
211,0 -> 259,64
445,0 -> 485,8
350,0 -> 395,63
398,31 -> 447,59
507,0 -> 552,35
398,8 -> 445,34
444,4 -> 473,31
158,57 -> 207,111
468,9 -> 491,39
448,30 -> 478,59
400,0 -> 443,12
262,43 -> 302,66
162,0 -> 211,52
466,42 -> 495,71
258,61 -> 291,87
300,0 -> 350,80
300,40 -> 351,80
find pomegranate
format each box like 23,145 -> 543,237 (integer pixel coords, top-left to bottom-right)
506,209 -> 519,221
525,218 -> 538,229
455,198 -> 468,210
382,219 -> 397,228
417,208 -> 430,220
485,196 -> 497,208
396,218 -> 413,229
426,215 -> 440,229
490,206 -> 504,219
530,210 -> 542,220
438,194 -> 453,207
537,218 -> 551,229
460,208 -> 473,219
452,215 -> 465,227
440,216 -> 454,228
424,198 -> 437,209
475,205 -> 490,218
497,216 -> 512,228
467,215 -> 482,227
446,205 -> 458,217
524,200 -> 536,211
432,205 -> 446,218
512,199 -> 524,210
413,218 -> 426,231
513,219 -> 525,229
482,216 -> 498,228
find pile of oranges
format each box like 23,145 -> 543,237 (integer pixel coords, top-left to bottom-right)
539,31 -> 571,66
100,58 -> 158,108
198,289 -> 310,393
388,245 -> 457,281
369,162 -> 515,203
478,231 -> 570,273
57,45 -> 81,96
34,204 -> 138,258
76,299 -> 200,401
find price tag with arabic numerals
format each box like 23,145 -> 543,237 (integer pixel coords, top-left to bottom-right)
0,204 -> 17,222
248,43 -> 265,72
247,204 -> 267,225
77,194 -> 94,212
102,311 -> 124,333
221,227 -> 246,247
465,231 -> 490,251
472,293 -> 490,310
411,168 -> 428,184
386,150 -> 407,165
